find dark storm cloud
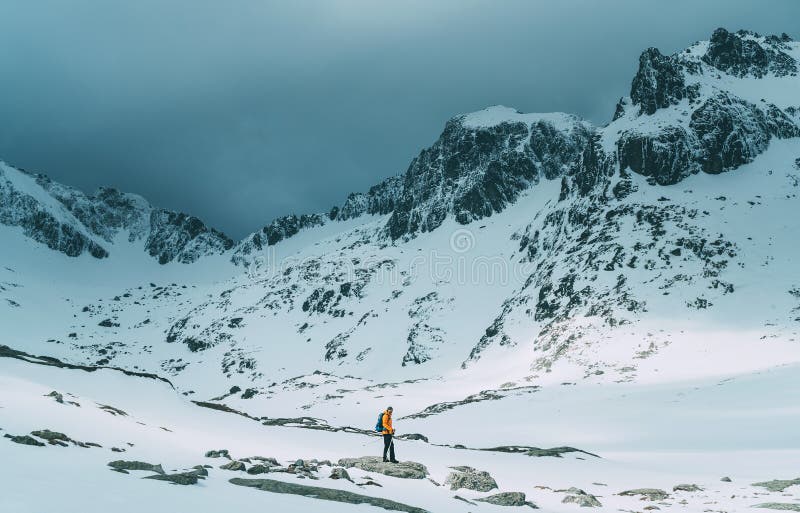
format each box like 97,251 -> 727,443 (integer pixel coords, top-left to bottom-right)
0,0 -> 797,239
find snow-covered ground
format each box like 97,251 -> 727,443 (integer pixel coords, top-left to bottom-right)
2,354 -> 799,512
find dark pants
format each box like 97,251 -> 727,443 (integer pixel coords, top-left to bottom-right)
383,434 -> 396,461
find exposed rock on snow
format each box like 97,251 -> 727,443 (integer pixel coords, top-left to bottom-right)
618,488 -> 670,500
337,457 -> 428,479
3,433 -> 45,447
673,483 -> 703,492
143,471 -> 203,485
752,478 -> 800,492
476,491 -> 538,508
219,460 -> 246,471
751,504 -> 800,511
229,477 -> 430,513
108,460 -> 165,475
481,445 -> 598,458
204,449 -> 230,459
560,487 -> 603,507
444,466 -> 498,492
329,467 -> 352,481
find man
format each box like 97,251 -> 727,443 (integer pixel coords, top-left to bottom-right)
381,406 -> 399,463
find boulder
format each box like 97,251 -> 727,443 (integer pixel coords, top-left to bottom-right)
220,460 -> 246,471
329,467 -> 351,481
444,466 -> 498,492
229,477 -> 429,513
108,460 -> 165,475
720,476 -> 732,482
338,457 -> 428,479
673,483 -> 703,492
205,449 -> 230,459
618,488 -> 669,501
246,464 -> 270,475
45,391 -> 64,404
561,487 -> 602,507
144,472 -> 199,485
477,491 -> 537,508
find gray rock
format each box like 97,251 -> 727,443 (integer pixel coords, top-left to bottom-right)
477,491 -> 537,508
752,478 -> 800,492
45,391 -> 64,404
751,504 -> 800,511
444,466 -> 498,492
4,434 -> 45,447
618,488 -> 669,501
247,464 -> 270,475
229,477 -> 429,513
220,460 -> 246,471
108,460 -> 165,474
721,476 -> 732,482
330,467 -> 352,481
561,487 -> 602,507
397,433 -> 429,443
30,429 -> 72,446
190,465 -> 209,477
143,472 -> 199,485
673,483 -> 703,492
338,457 -> 428,480
205,449 -> 230,459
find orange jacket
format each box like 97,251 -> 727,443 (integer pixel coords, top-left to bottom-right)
382,410 -> 394,434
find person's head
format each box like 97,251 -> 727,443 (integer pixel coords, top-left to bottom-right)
387,406 -> 393,414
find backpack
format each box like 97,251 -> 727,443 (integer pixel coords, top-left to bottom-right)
374,412 -> 385,432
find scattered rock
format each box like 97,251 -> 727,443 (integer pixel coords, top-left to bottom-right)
444,466 -> 498,492
144,472 -> 200,485
453,495 -> 477,505
330,467 -> 352,481
111,447 -> 126,453
397,433 -> 429,443
98,404 -> 128,416
481,445 -> 599,458
338,457 -> 428,479
45,391 -> 64,404
230,477 -> 429,513
752,478 -> 800,493
721,476 -> 732,482
673,483 -> 703,492
247,464 -> 270,475
4,434 -> 45,446
108,460 -> 165,475
205,449 -> 230,459
190,465 -> 209,476
752,504 -> 800,511
220,460 -> 246,471
618,488 -> 669,501
561,487 -> 602,507
477,491 -> 537,508
30,429 -> 72,446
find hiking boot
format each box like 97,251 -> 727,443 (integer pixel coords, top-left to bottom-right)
389,459 -> 399,463
382,458 -> 389,462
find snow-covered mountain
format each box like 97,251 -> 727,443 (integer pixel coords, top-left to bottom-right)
6,27 -> 798,388
2,27 -> 800,513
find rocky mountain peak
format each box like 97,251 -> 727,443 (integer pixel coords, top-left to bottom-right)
702,27 -> 798,78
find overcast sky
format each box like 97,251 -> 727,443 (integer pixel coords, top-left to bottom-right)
0,1 -> 797,239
